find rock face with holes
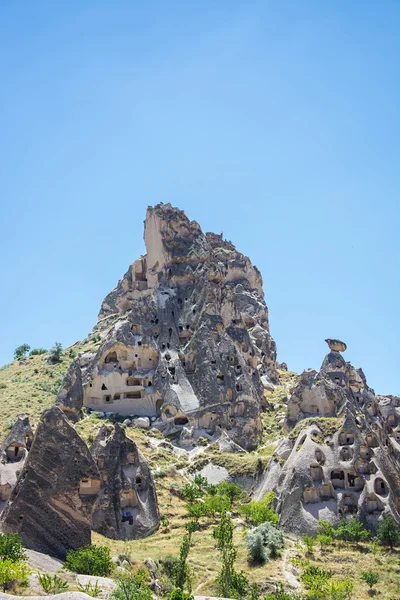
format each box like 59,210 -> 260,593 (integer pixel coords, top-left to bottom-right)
0,405 -> 100,559
90,423 -> 159,540
57,203 -> 277,450
0,415 -> 33,514
259,341 -> 400,534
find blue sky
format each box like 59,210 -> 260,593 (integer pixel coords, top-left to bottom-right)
0,1 -> 399,394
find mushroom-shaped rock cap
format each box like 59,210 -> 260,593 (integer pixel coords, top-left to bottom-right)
325,339 -> 347,353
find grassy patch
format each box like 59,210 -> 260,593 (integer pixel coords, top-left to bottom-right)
289,416 -> 342,441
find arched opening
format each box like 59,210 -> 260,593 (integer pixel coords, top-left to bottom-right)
331,470 -> 345,488
339,431 -> 354,446
367,493 -> 384,514
366,403 -> 377,417
366,433 -> 379,448
104,351 -> 118,364
355,457 -> 369,474
343,493 -> 358,514
340,446 -> 353,461
120,489 -> 138,508
374,477 -> 389,496
387,414 -> 398,428
174,415 -> 189,426
6,444 -> 25,462
359,444 -> 371,459
303,487 -> 319,504
321,482 -> 334,499
315,448 -> 324,463
310,465 -> 324,481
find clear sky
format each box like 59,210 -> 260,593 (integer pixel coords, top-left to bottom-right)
0,1 -> 399,394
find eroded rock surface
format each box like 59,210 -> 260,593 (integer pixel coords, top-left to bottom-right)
261,341 -> 400,534
90,424 -> 159,540
0,406 -> 100,559
0,414 -> 33,514
57,203 -> 277,450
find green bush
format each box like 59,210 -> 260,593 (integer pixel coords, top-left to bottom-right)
78,580 -> 102,597
360,570 -> 379,590
0,559 -> 30,592
0,533 -> 26,562
239,492 -> 278,526
161,555 -> 180,579
264,583 -> 304,599
302,534 -> 315,554
247,522 -> 284,563
64,545 -> 113,576
300,565 -> 333,593
376,515 -> 400,550
317,534 -> 333,552
187,495 -> 230,519
217,481 -> 244,504
111,572 -> 152,600
169,591 -> 194,600
29,348 -> 47,356
335,517 -> 370,543
38,573 -> 69,594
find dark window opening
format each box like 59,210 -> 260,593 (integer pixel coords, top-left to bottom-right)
126,391 -> 142,399
114,393 -> 121,400
105,395 -> 111,403
101,383 -> 107,390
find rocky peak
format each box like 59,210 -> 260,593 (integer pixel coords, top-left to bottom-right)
58,203 -> 277,450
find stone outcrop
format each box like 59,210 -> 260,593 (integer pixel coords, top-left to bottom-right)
0,406 -> 100,559
259,341 -> 400,535
56,361 -> 84,422
90,424 -> 159,540
57,203 -> 277,450
0,415 -> 33,513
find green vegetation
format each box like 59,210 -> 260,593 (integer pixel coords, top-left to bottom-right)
0,558 -> 30,593
111,571 -> 153,600
289,417 -> 342,441
213,511 -> 248,599
0,533 -> 26,562
14,344 -> 30,360
246,521 -> 284,563
64,544 -> 114,576
48,341 -> 63,363
360,570 -> 379,591
376,515 -> 400,550
239,492 -> 279,526
77,580 -> 102,597
38,573 -> 69,594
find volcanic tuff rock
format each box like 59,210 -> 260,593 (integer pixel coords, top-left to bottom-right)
259,341 -> 400,535
0,405 -> 100,559
58,203 -> 277,450
0,415 -> 33,514
90,424 -> 159,540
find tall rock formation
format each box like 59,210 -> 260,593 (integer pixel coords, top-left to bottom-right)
0,406 -> 100,559
90,424 -> 159,540
257,340 -> 400,535
58,204 -> 277,450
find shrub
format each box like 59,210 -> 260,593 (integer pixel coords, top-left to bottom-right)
187,495 -> 230,519
181,483 -> 204,503
0,533 -> 26,562
265,583 -> 304,599
318,520 -> 336,537
38,573 -> 69,594
64,545 -> 113,576
247,522 -> 284,563
29,348 -> 47,356
335,518 -> 370,543
317,534 -> 333,552
302,534 -> 315,554
169,591 -> 194,600
0,559 -> 30,592
239,492 -> 278,526
213,511 -> 249,598
360,570 -> 379,590
247,531 -> 267,563
376,515 -> 400,550
301,565 -> 333,592
161,555 -> 180,579
48,342 -> 63,364
78,580 -> 102,597
112,572 -> 152,600
14,344 -> 30,360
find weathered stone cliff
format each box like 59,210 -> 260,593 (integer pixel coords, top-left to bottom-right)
0,406 -> 100,559
58,203 -> 277,450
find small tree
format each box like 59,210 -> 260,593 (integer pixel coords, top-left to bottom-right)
173,532 -> 193,592
360,570 -> 379,591
317,534 -> 333,552
14,344 -> 30,360
335,518 -> 370,543
217,482 -> 244,505
38,573 -> 69,594
48,341 -> 63,364
376,515 -> 400,550
0,533 -> 26,562
247,530 -> 267,563
213,511 -> 248,598
0,559 -> 29,592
